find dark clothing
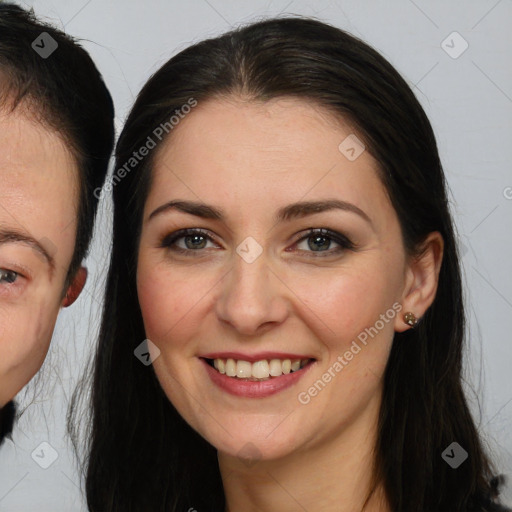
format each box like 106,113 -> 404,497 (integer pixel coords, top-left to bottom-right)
0,400 -> 15,447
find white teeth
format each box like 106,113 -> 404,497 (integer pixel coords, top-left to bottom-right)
236,360 -> 252,378
269,359 -> 283,377
252,360 -> 270,379
211,357 -> 309,379
225,358 -> 236,377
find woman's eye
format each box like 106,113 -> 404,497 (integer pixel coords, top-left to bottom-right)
161,229 -> 218,254
0,269 -> 19,284
293,229 -> 355,256
160,228 -> 354,258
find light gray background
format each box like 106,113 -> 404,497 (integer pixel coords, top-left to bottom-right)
0,0 -> 511,510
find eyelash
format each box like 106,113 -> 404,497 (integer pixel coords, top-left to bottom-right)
160,228 -> 355,258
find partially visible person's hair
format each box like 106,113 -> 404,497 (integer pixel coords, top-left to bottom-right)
0,3 -> 115,285
72,16 -> 509,512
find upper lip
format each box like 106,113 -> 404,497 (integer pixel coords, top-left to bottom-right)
200,351 -> 314,362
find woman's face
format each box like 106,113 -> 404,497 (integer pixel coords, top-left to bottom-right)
0,109 -> 81,406
137,97 -> 415,461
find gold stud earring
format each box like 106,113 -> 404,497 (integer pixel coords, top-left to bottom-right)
404,312 -> 418,327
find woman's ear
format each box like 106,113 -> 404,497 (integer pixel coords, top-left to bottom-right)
394,232 -> 444,332
61,266 -> 88,308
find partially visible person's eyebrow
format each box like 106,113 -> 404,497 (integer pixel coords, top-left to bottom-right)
148,199 -> 372,225
0,228 -> 56,274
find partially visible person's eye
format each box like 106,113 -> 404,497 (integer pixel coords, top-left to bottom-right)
0,268 -> 19,285
290,228 -> 356,257
160,228 -> 220,256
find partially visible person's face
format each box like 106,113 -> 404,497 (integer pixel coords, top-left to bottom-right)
136,97 -> 431,462
0,107 -> 84,407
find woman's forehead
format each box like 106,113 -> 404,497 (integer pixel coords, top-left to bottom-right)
147,97 -> 386,218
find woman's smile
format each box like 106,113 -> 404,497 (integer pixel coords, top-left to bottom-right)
200,355 -> 316,398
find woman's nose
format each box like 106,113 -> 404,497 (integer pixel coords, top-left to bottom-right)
214,239 -> 289,337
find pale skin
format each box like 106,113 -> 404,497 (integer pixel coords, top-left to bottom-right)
0,107 -> 86,408
136,97 -> 443,512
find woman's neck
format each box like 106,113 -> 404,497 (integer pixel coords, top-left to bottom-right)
218,395 -> 390,512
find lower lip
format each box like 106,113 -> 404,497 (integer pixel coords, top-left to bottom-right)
201,358 -> 314,398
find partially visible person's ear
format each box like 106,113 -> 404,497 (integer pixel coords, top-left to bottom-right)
395,232 -> 444,332
61,266 -> 87,307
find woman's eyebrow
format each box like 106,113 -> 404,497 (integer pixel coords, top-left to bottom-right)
149,200 -> 222,222
278,199 -> 372,224
148,199 -> 372,225
0,228 -> 56,273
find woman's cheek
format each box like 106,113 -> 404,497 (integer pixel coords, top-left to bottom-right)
137,265 -> 205,344
295,269 -> 390,343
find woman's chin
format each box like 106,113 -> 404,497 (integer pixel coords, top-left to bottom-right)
207,430 -> 306,466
